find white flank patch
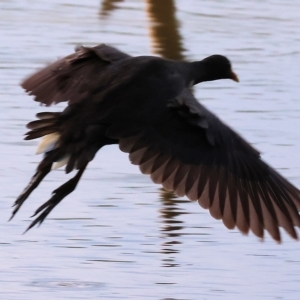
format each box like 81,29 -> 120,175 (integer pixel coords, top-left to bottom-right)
52,155 -> 70,170
36,133 -> 60,155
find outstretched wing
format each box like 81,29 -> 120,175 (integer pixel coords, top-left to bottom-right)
21,44 -> 131,106
108,89 -> 300,242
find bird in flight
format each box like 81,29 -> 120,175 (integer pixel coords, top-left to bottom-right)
11,44 -> 300,242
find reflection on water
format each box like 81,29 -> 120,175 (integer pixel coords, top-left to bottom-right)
1,0 -> 300,299
146,0 -> 188,267
30,279 -> 105,290
99,0 -> 123,17
146,0 -> 185,60
159,190 -> 186,239
159,189 -> 191,267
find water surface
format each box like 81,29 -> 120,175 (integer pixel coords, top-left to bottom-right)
1,0 -> 300,299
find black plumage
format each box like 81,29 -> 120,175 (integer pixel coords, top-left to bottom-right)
11,44 -> 300,242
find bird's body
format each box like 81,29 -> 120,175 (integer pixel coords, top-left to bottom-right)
12,44 -> 300,242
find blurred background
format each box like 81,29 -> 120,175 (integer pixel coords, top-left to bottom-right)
1,0 -> 300,299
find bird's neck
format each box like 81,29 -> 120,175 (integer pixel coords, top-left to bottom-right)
189,61 -> 211,85
173,61 -> 205,87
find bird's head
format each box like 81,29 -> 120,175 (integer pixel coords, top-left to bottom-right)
201,55 -> 239,83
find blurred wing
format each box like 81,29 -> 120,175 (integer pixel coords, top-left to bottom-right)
109,89 -> 300,242
21,44 -> 131,106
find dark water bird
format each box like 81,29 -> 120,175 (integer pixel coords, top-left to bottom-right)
11,44 -> 300,242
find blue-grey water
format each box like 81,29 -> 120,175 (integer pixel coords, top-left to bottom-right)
1,0 -> 300,299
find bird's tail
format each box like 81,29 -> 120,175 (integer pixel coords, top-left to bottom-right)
25,112 -> 69,168
10,111 -> 68,220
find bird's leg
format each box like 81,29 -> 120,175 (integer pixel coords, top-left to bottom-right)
10,151 -> 56,221
24,163 -> 88,233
